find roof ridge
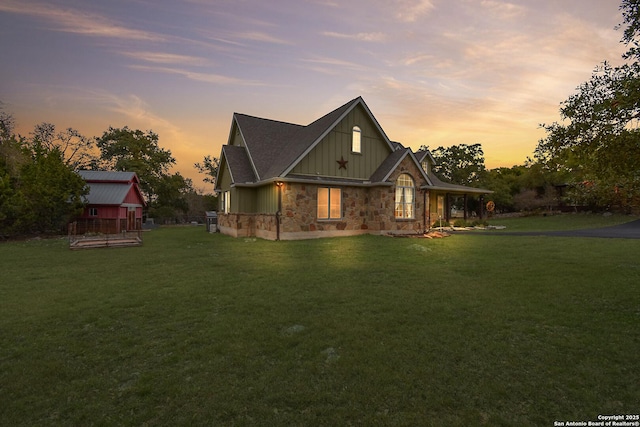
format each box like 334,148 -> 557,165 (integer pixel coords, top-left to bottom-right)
234,112 -> 304,128
304,97 -> 361,128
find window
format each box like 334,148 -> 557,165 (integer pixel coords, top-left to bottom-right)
421,160 -> 429,174
223,191 -> 230,213
395,174 -> 415,219
352,126 -> 361,153
317,187 -> 341,219
89,208 -> 98,216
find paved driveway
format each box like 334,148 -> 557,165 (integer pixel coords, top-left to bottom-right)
480,219 -> 640,239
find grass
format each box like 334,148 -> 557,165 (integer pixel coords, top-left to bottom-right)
1,216 -> 639,426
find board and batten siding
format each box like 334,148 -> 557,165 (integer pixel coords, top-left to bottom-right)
217,158 -> 233,190
236,187 -> 256,213
256,185 -> 278,213
229,125 -> 245,147
290,105 -> 392,179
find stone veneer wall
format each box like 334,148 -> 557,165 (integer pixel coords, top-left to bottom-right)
217,212 -> 278,240
218,156 -> 429,240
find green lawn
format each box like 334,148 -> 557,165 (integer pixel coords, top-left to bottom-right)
1,216 -> 639,426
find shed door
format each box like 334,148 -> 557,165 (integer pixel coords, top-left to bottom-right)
127,208 -> 136,230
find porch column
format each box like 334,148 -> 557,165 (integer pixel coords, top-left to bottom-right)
445,193 -> 451,222
423,189 -> 428,233
463,194 -> 468,221
479,194 -> 485,220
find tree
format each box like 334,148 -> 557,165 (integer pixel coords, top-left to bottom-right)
427,143 -> 486,185
535,1 -> 640,211
1,108 -> 87,235
1,104 -> 15,140
0,108 -> 23,231
96,127 -> 176,202
14,145 -> 87,233
481,166 -> 527,212
95,127 -> 195,221
148,173 -> 192,220
194,155 -> 219,186
30,123 -> 97,170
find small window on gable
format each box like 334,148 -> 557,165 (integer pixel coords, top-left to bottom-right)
352,126 -> 361,153
89,208 -> 98,216
421,160 -> 429,174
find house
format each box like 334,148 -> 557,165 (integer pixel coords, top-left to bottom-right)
76,170 -> 146,234
214,97 -> 491,240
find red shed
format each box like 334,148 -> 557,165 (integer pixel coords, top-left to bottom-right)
77,170 -> 146,233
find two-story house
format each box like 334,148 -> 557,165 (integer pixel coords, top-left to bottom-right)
215,97 -> 490,240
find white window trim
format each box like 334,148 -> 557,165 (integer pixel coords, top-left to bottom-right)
317,187 -> 342,220
395,174 -> 415,219
223,191 -> 230,213
352,126 -> 361,154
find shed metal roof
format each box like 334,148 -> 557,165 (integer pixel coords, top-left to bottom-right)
78,170 -> 138,183
83,183 -> 135,205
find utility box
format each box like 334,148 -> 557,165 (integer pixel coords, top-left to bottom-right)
205,211 -> 218,233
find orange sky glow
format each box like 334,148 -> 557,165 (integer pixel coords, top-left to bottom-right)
0,0 -> 628,193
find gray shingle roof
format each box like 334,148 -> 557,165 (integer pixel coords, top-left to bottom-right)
234,114 -> 304,181
221,145 -> 256,184
232,98 -> 361,182
369,147 -> 409,183
219,97 -> 491,195
426,171 -> 492,194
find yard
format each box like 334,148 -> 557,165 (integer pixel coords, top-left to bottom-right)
1,214 -> 639,426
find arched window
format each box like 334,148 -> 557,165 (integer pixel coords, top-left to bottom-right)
395,174 -> 415,219
352,126 -> 361,153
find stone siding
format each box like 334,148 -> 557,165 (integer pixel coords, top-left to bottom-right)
218,156 -> 429,240
218,213 -> 279,240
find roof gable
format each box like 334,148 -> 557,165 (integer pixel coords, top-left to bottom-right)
281,97 -> 395,177
78,170 -> 145,206
414,149 -> 436,165
233,113 -> 304,181
369,148 -> 433,185
225,97 -> 400,184
217,145 -> 257,187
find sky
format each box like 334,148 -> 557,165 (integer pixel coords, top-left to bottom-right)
0,0 -> 629,192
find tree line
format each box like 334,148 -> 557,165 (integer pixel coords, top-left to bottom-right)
0,111 -> 216,237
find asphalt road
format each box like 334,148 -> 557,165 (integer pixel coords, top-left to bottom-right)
476,219 -> 640,239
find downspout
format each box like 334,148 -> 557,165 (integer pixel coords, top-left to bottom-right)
275,182 -> 283,241
423,189 -> 427,233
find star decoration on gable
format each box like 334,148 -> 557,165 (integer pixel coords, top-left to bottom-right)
337,156 -> 348,170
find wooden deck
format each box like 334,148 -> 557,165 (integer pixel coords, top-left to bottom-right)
69,232 -> 143,249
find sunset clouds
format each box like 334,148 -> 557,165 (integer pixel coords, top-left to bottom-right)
0,0 -> 628,190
